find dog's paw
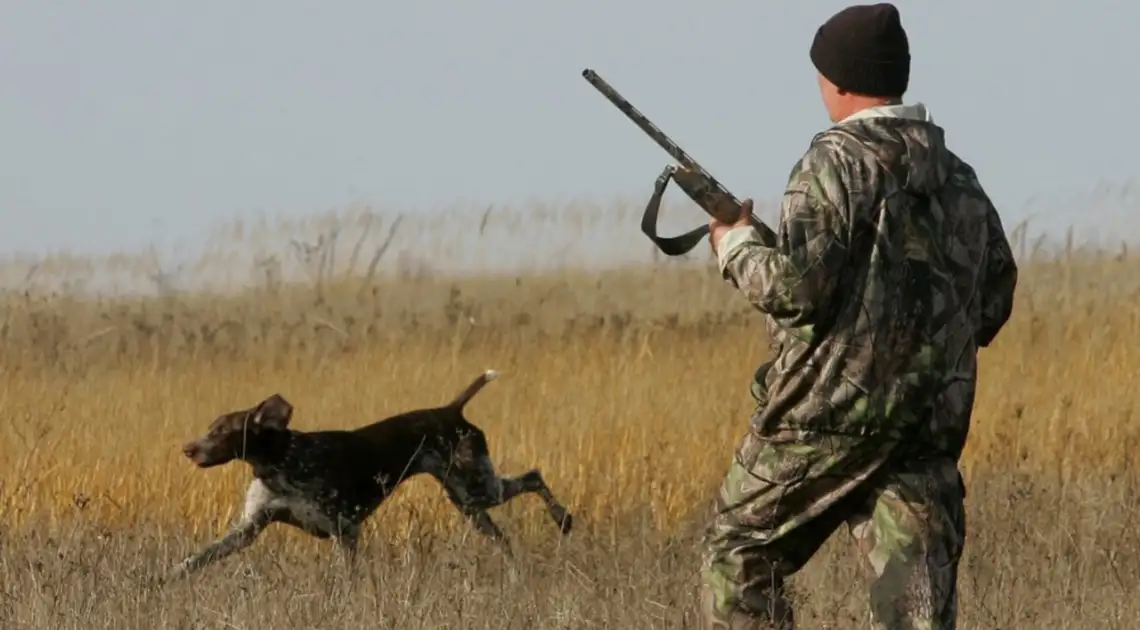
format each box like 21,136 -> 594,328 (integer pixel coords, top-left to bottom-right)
553,509 -> 573,535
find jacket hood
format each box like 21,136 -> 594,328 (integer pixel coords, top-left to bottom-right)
834,103 -> 954,196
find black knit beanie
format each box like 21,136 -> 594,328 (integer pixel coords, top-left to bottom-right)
809,3 -> 910,98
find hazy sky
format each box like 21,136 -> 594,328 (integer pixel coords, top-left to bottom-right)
2,0 -> 1137,260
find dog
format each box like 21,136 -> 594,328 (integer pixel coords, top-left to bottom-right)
166,369 -> 572,582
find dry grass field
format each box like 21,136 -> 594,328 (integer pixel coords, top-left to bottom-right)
1,204 -> 1138,628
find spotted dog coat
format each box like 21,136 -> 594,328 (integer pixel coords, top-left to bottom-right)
167,370 -> 572,582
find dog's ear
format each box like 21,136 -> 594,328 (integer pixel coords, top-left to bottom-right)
250,394 -> 293,430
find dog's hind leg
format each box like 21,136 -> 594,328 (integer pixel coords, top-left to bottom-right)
427,467 -> 515,556
460,453 -> 574,535
443,484 -> 515,552
494,469 -> 573,535
436,455 -> 573,548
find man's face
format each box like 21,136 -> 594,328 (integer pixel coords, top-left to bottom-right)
816,72 -> 843,123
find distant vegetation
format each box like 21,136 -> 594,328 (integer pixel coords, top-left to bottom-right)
0,199 -> 1137,628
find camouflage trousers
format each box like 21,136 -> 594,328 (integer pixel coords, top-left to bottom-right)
698,429 -> 966,630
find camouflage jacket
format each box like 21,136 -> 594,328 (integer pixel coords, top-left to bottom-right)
717,103 -> 1018,459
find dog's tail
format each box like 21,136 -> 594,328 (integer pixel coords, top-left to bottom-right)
448,369 -> 499,409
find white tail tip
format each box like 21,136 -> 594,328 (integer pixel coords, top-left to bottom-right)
484,369 -> 499,381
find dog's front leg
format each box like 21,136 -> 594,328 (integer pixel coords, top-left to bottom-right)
165,516 -> 269,582
163,480 -> 279,583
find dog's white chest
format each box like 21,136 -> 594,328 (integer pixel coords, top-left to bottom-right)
243,478 -> 338,533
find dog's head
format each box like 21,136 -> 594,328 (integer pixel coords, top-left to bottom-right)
181,394 -> 294,468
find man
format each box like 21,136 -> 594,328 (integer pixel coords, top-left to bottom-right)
695,4 -> 1018,629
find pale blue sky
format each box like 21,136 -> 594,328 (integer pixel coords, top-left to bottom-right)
1,0 -> 1136,264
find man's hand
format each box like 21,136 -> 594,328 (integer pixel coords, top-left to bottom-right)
709,198 -> 754,255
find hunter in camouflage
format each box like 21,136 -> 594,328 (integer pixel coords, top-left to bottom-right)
696,4 -> 1018,629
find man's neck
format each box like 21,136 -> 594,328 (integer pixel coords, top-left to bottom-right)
837,97 -> 901,121
837,101 -> 932,125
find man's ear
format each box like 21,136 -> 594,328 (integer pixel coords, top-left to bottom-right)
250,394 -> 293,430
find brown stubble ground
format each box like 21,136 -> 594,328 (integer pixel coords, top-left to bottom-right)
2,220 -> 1139,628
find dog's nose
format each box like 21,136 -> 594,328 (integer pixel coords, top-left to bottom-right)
182,443 -> 197,458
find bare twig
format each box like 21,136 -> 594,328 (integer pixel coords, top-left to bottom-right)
361,214 -> 405,290
346,212 -> 377,276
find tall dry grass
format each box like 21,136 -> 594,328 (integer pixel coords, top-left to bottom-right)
0,203 -> 1138,628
